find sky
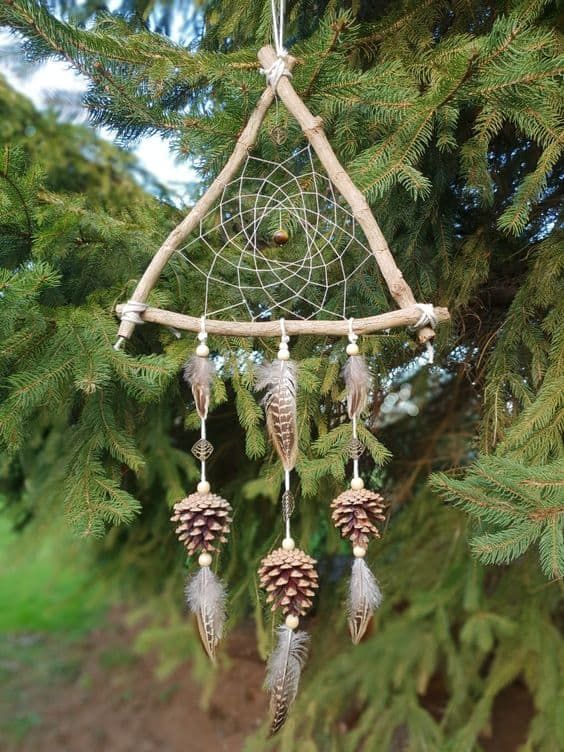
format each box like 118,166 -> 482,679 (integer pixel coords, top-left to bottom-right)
0,26 -> 197,205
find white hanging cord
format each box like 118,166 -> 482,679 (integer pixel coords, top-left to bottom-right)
200,419 -> 207,483
198,317 -> 208,483
346,318 -> 361,479
284,469 -> 291,539
348,317 -> 358,344
411,303 -> 437,365
198,315 -> 207,342
279,316 -> 288,344
351,415 -> 360,480
277,316 -> 290,358
272,0 -> 285,55
261,0 -> 292,90
348,318 -> 364,481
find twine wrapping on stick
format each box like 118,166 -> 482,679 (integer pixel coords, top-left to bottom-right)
114,300 -> 148,349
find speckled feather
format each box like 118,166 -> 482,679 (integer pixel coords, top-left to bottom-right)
183,355 -> 215,420
265,625 -> 310,735
342,354 -> 371,419
185,566 -> 226,662
347,557 -> 382,645
256,360 -> 298,472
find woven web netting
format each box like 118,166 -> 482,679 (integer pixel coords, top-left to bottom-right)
175,145 -> 380,321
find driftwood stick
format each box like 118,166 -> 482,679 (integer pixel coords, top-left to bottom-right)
116,55 -> 296,342
257,46 -> 435,344
116,303 -> 450,337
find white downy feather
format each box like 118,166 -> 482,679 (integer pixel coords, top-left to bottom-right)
347,557 -> 382,645
255,359 -> 298,472
183,355 -> 215,420
265,625 -> 309,735
185,566 -> 227,662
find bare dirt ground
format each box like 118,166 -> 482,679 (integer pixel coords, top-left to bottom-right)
0,611 -> 533,752
1,614 -> 267,752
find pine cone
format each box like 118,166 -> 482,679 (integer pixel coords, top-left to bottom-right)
331,489 -> 386,547
259,548 -> 318,617
171,492 -> 232,556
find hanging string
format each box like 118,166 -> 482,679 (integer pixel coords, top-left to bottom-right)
198,317 -> 208,484
271,0 -> 285,56
348,318 -> 361,481
261,0 -> 292,90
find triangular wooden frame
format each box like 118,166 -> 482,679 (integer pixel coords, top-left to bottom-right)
115,46 -> 449,347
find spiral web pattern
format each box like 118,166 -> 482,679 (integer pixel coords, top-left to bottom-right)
176,146 -> 378,321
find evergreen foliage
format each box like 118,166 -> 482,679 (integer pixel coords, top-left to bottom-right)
0,0 -> 562,748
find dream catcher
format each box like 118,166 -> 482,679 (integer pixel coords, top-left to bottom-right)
115,0 -> 448,734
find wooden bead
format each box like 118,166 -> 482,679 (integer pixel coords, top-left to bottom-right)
285,614 -> 299,630
273,228 -> 289,245
346,343 -> 359,356
197,480 -> 211,494
353,546 -> 367,558
277,349 -> 290,360
196,343 -> 209,357
282,537 -> 295,551
198,552 -> 212,567
351,477 -> 364,490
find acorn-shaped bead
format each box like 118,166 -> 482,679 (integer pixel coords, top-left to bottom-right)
273,228 -> 289,245
331,489 -> 386,548
171,492 -> 232,556
259,547 -> 318,617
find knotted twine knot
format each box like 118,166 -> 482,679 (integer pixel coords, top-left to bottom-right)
409,303 -> 437,364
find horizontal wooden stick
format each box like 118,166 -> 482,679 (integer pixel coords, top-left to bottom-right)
115,303 -> 450,337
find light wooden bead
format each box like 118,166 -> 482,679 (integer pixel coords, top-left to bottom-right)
350,477 -> 365,490
198,552 -> 212,567
346,343 -> 359,356
353,546 -> 367,558
282,537 -> 295,551
285,614 -> 299,630
196,343 -> 209,357
197,480 -> 211,494
277,349 -> 290,361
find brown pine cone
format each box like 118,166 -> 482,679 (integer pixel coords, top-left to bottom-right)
171,492 -> 232,556
331,489 -> 386,547
259,547 -> 318,617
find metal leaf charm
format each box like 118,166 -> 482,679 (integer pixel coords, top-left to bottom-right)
191,438 -> 214,461
269,124 -> 287,145
347,437 -> 365,460
281,489 -> 295,522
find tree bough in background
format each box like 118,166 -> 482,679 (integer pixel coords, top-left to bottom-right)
0,0 -> 562,749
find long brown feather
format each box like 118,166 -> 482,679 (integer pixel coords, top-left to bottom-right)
342,354 -> 371,420
183,355 -> 215,420
266,626 -> 309,735
256,360 -> 298,472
